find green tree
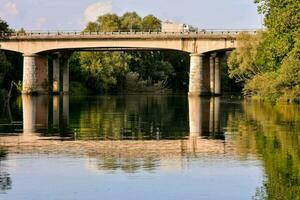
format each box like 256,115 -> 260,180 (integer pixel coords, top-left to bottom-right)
120,12 -> 142,31
228,0 -> 300,102
0,18 -> 22,93
98,14 -> 120,32
72,12 -> 190,94
227,32 -> 264,83
84,22 -> 99,32
142,15 -> 161,31
80,51 -> 130,92
255,0 -> 300,70
0,18 -> 9,34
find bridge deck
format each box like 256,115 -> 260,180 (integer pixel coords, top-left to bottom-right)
1,30 -> 257,40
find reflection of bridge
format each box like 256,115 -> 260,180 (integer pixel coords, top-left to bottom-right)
22,95 -> 69,135
21,95 -> 221,138
0,31 -> 256,95
0,95 -> 231,156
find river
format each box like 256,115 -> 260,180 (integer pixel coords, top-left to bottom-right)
0,95 -> 299,200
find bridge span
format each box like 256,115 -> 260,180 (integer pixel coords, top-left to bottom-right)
0,30 -> 256,95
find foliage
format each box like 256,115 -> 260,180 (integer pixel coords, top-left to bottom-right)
120,12 -> 142,31
68,12 -> 192,94
227,32 -> 264,82
79,51 -> 130,92
142,15 -> 161,31
69,81 -> 89,96
12,80 -> 22,93
0,18 -> 9,34
98,14 -> 120,32
228,0 -> 300,103
0,18 -> 23,93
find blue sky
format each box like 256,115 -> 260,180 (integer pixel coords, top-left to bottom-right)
0,0 -> 262,31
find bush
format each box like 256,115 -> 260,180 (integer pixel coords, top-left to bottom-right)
69,81 -> 90,96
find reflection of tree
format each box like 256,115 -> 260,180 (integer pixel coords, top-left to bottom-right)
227,101 -> 300,199
93,156 -> 159,173
0,147 -> 12,193
0,171 -> 11,193
0,148 -> 7,160
72,95 -> 189,140
142,157 -> 158,172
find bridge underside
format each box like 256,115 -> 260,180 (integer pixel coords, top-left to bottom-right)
21,50 -> 225,96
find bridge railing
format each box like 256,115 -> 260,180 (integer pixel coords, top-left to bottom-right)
0,29 -> 259,38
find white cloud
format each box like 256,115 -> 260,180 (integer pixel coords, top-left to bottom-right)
34,17 -> 47,29
83,1 -> 113,23
0,1 -> 19,18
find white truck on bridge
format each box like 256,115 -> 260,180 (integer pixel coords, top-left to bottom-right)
161,21 -> 198,32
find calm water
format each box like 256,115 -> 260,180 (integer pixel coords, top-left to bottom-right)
0,95 -> 300,200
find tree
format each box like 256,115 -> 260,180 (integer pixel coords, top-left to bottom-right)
72,12 -> 190,94
0,18 -> 22,92
255,0 -> 300,70
84,22 -> 99,32
227,32 -> 264,82
142,15 -> 161,31
120,12 -> 142,31
97,14 -> 120,32
0,18 -> 9,33
80,51 -> 130,92
227,0 -> 300,102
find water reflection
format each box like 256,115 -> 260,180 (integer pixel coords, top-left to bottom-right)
88,156 -> 159,174
188,96 -> 222,138
19,95 -> 225,141
21,95 -> 70,138
6,95 -> 300,199
227,101 -> 300,199
0,147 -> 11,194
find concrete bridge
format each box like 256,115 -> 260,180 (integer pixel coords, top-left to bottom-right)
0,30 -> 256,95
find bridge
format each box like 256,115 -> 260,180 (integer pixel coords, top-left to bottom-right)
0,30 -> 256,95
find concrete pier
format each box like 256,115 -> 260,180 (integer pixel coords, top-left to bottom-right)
209,97 -> 221,133
22,95 -> 49,137
22,95 -> 37,133
63,95 -> 69,125
188,96 -> 203,136
62,57 -> 69,94
53,56 -> 60,94
209,54 -> 221,96
214,57 -> 221,95
22,54 -> 49,94
189,53 -> 205,96
210,55 -> 215,94
53,96 -> 60,129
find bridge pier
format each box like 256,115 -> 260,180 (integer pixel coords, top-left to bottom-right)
22,54 -> 49,94
52,54 -> 69,94
209,54 -> 221,95
210,55 -> 215,94
62,55 -> 70,94
188,53 -> 208,96
52,55 -> 60,94
215,57 -> 221,95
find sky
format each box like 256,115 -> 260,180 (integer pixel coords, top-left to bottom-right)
0,0 -> 262,31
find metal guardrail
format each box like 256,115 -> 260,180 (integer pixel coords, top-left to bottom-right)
0,29 -> 259,38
